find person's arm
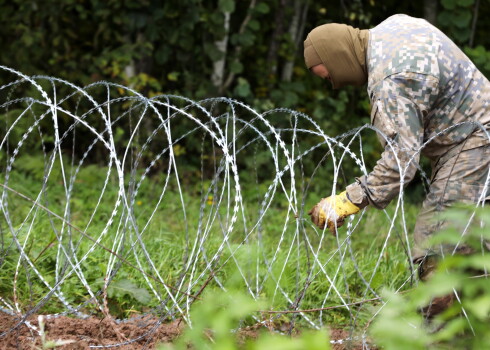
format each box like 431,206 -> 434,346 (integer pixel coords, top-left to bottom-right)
347,73 -> 439,209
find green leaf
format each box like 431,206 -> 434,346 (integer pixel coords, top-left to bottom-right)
371,290 -> 429,349
437,11 -> 452,26
280,91 -> 299,108
457,0 -> 474,6
234,77 -> 251,97
248,19 -> 260,31
452,27 -> 471,42
167,71 -> 180,81
465,295 -> 490,320
235,31 -> 255,47
229,61 -> 243,74
218,0 -> 235,13
431,318 -> 467,342
466,255 -> 490,270
255,2 -> 270,14
155,45 -> 170,64
209,11 -> 224,25
441,0 -> 457,10
414,272 -> 462,304
204,42 -> 224,61
453,11 -> 472,28
110,279 -> 151,304
21,32 -> 34,46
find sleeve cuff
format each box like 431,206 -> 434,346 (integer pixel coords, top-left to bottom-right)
346,180 -> 369,209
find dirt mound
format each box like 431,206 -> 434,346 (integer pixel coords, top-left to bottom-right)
0,312 -> 182,349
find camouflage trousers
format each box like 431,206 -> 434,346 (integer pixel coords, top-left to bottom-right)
412,144 -> 490,263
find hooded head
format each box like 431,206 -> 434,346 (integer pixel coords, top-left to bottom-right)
304,23 -> 369,89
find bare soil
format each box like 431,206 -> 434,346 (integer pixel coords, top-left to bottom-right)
0,312 -> 182,349
0,311 -> 371,349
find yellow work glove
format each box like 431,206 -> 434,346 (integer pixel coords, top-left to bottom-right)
308,191 -> 360,234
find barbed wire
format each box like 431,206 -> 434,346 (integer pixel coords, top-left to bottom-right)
0,66 -> 488,348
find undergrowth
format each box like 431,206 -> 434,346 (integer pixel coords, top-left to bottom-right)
1,163 -> 418,342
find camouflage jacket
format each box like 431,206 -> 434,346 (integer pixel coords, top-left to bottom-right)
346,14 -> 490,209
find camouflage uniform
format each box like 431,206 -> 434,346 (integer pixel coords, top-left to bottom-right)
345,14 -> 490,262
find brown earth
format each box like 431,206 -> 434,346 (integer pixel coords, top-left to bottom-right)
0,312 -> 182,349
0,311 -> 372,349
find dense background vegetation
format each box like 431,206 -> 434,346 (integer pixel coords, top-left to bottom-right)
2,0 -> 490,172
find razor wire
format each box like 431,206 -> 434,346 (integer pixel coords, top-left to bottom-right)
0,66 -> 489,348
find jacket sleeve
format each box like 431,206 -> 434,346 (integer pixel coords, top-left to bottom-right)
346,73 -> 439,209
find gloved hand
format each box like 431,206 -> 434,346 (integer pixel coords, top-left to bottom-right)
308,191 -> 360,234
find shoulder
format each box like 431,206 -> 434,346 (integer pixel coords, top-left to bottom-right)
373,14 -> 427,29
367,16 -> 443,87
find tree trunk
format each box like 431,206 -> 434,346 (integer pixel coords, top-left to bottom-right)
266,0 -> 288,81
124,35 -> 136,83
281,0 -> 309,82
124,33 -> 153,84
212,11 -> 231,90
423,0 -> 437,25
222,0 -> 257,91
469,0 -> 481,48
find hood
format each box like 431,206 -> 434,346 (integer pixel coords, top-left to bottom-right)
304,23 -> 369,89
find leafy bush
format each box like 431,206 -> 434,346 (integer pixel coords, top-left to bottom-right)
158,286 -> 332,350
371,206 -> 490,349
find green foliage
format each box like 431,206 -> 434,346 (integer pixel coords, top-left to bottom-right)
3,0 -> 490,181
371,289 -> 431,349
371,206 -> 490,349
438,0 -> 474,43
249,330 -> 329,350
465,45 -> 490,78
97,278 -> 152,304
1,163 -> 412,323
158,286 -> 331,350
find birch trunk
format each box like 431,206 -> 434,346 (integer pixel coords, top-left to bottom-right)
212,11 -> 231,90
223,0 -> 257,91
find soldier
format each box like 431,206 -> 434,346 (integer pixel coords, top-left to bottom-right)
304,14 -> 490,316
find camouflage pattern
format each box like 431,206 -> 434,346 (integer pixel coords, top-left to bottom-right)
345,15 -> 490,262
412,145 -> 490,261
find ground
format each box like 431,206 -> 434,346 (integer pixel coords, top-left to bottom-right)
0,311 -> 370,349
0,312 -> 182,349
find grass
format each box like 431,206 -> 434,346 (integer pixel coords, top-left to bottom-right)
0,161 -> 418,333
